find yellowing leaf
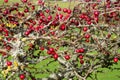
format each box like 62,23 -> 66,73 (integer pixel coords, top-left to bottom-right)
21,38 -> 27,41
7,66 -> 11,71
1,70 -> 8,77
14,61 -> 18,67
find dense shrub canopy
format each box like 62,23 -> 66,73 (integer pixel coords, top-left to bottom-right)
0,0 -> 120,80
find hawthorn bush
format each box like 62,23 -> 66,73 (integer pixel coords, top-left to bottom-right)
0,0 -> 120,80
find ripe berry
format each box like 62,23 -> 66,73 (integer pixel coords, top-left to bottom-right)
57,7 -> 61,11
4,0 -> 8,3
79,14 -> 85,19
63,8 -> 68,13
76,48 -> 85,53
94,17 -> 99,23
83,27 -> 88,32
110,12 -> 117,17
24,9 -> 29,13
53,54 -> 58,60
79,55 -> 83,59
85,39 -> 90,42
27,2 -> 31,5
31,5 -> 35,10
45,9 -> 50,13
49,48 -> 54,52
24,31 -> 30,36
107,34 -> 111,38
47,15 -> 52,20
2,52 -> 7,56
60,24 -> 66,31
40,46 -> 44,51
47,41 -> 51,45
76,49 -> 80,53
114,57 -> 118,63
80,60 -> 84,64
59,14 -> 63,19
47,50 -> 52,55
6,61 -> 12,66
3,9 -> 9,15
67,9 -> 71,14
20,74 -> 25,80
85,17 -> 91,21
51,31 -> 55,36
6,46 -> 11,50
94,11 -> 99,16
64,55 -> 70,60
87,21 -> 92,25
22,0 -> 27,3
79,48 -> 85,53
85,33 -> 91,39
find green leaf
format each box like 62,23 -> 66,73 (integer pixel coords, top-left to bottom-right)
33,50 -> 41,56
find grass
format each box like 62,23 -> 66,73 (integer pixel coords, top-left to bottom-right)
0,0 -> 120,80
0,0 -> 78,9
87,62 -> 120,80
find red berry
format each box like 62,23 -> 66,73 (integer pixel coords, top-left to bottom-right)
31,5 -> 35,10
3,9 -> 9,15
80,60 -> 84,64
53,54 -> 58,60
63,8 -> 68,13
6,61 -> 12,66
85,39 -> 90,42
40,46 -> 44,51
76,48 -> 85,53
107,34 -> 111,38
79,48 -> 85,53
87,21 -> 92,25
59,14 -> 63,19
47,15 -> 52,20
94,11 -> 99,16
114,58 -> 118,63
79,55 -> 83,59
67,9 -> 71,14
24,31 -> 30,36
4,0 -> 8,3
51,31 -> 55,35
24,9 -> 28,13
20,74 -> 25,80
22,0 -> 27,3
60,24 -> 66,31
64,55 -> 70,60
110,12 -> 117,17
47,50 -> 52,55
76,49 -> 80,53
94,17 -> 98,23
2,52 -> 7,56
47,41 -> 51,45
45,9 -> 50,13
83,27 -> 88,32
79,14 -> 85,19
57,7 -> 61,11
85,17 -> 91,21
49,48 -> 54,52
4,33 -> 8,36
27,2 -> 31,5
40,12 -> 44,16
6,46 -> 11,50
85,33 -> 91,39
